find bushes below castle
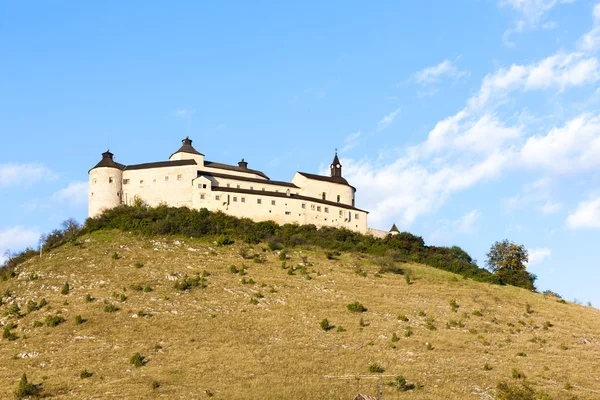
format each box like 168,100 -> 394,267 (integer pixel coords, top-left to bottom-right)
83,204 -> 492,283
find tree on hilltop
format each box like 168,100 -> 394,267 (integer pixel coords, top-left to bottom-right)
486,239 -> 536,290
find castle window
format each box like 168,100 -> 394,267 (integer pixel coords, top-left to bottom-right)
153,179 -> 156,183
140,180 -> 144,184
250,186 -> 254,190
91,192 -> 94,196
311,205 -> 315,211
355,213 -> 359,220
108,177 -> 113,183
93,179 -> 97,184
165,176 -> 169,182
227,183 -> 230,188
241,197 -> 245,203
337,195 -> 340,203
285,211 -> 291,215
262,188 -> 265,191
271,200 -> 276,205
203,184 -> 207,189
233,197 -> 237,202
339,210 -> 343,217
301,203 -> 306,209
215,195 -> 220,200
123,179 -> 129,184
200,194 -> 205,199
257,199 -> 262,204
317,206 -> 321,212
237,185 -> 240,189
322,192 -> 326,200
324,207 -> 329,213
177,174 -> 182,181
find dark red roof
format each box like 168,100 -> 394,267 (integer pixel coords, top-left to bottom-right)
297,172 -> 354,190
170,137 -> 204,158
198,171 -> 297,188
90,151 -> 125,171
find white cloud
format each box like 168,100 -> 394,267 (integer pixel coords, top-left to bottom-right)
340,131 -> 361,153
505,178 -> 562,214
51,181 -> 88,207
566,197 -> 600,229
413,60 -> 468,85
0,163 -> 58,188
0,226 -> 40,264
499,0 -> 575,45
538,200 -> 562,214
527,247 -> 552,265
470,52 -> 600,109
578,3 -> 600,51
377,108 -> 401,131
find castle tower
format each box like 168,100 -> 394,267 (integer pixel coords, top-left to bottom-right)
169,136 -> 205,164
88,150 -> 124,218
330,151 -> 342,178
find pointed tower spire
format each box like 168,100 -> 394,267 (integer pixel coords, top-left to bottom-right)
330,150 -> 342,178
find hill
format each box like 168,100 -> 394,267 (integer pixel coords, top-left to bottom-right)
1,226 -> 599,398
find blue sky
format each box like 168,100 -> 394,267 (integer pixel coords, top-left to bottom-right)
2,1 -> 600,305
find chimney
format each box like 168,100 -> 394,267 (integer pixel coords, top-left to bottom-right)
238,158 -> 248,169
102,150 -> 114,160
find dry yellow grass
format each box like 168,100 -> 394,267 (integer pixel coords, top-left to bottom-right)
1,230 -> 599,399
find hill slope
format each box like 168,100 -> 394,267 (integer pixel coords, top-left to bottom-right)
1,230 -> 599,399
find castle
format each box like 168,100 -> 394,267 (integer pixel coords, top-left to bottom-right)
88,137 -> 373,233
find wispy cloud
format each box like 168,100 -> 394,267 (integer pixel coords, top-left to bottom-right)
340,131 -> 361,153
0,163 -> 58,188
578,3 -> 600,52
51,181 -> 88,207
413,59 -> 468,85
377,108 -> 401,131
566,197 -> 600,229
0,226 -> 40,263
174,107 -> 196,127
499,0 -> 575,46
527,248 -> 552,265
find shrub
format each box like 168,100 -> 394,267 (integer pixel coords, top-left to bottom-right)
151,381 -> 160,389
104,304 -> 119,313
516,352 -> 527,357
3,326 -> 18,341
134,261 -> 144,268
279,251 -> 287,261
496,381 -> 535,400
61,282 -> 70,295
33,321 -> 43,328
368,363 -> 385,373
75,315 -> 85,325
268,241 -> 284,251
426,342 -> 434,350
130,352 -> 146,367
130,284 -> 143,291
174,274 -> 207,291
336,326 -> 346,332
405,274 -> 411,285
398,314 -> 409,322
216,234 -> 234,246
511,368 -> 525,379
39,298 -> 47,308
84,294 -> 94,303
525,303 -> 533,314
27,300 -> 39,313
249,298 -> 259,305
403,326 -> 413,337
472,310 -> 483,317
424,317 -> 436,331
483,363 -> 492,371
45,315 -> 65,327
229,265 -> 239,274
80,369 -> 93,379
143,286 -> 153,292
8,303 -> 21,317
393,375 -> 415,391
417,310 -> 426,317
449,299 -> 459,312
112,252 -> 120,260
543,321 -> 553,330
359,317 -> 366,327
391,333 -> 399,342
347,302 -> 367,313
320,319 -> 333,331
119,293 -> 127,302
14,374 -> 41,399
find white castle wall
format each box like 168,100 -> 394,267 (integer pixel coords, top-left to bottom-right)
89,167 -> 123,218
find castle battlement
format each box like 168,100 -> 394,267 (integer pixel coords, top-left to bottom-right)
88,137 -> 370,233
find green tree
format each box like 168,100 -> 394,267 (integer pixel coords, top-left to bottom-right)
486,240 -> 536,290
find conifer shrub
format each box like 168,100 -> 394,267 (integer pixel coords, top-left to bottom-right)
134,261 -> 144,268
426,342 -> 434,350
130,284 -> 143,291
320,319 -> 333,331
268,241 -> 284,251
279,251 -> 287,261
417,310 -> 426,317
151,381 -> 160,389
249,298 -> 259,305
403,326 -> 413,337
359,317 -> 366,327
511,368 -> 526,379
216,234 -> 234,246
130,352 -> 146,367
33,321 -> 43,328
229,265 -> 239,274
472,310 -> 483,317
398,314 -> 409,322
112,252 -> 120,260
27,300 -> 39,313
483,363 -> 492,371
84,294 -> 94,303
347,302 -> 367,313
143,286 -> 153,292
61,281 -> 70,295
405,274 -> 411,285
353,266 -> 367,277
336,326 -> 346,332
174,274 -> 207,291
496,381 -> 535,400
45,315 -> 65,327
80,369 -> 93,379
425,317 -> 436,331
3,325 -> 18,341
393,375 -> 415,391
14,374 -> 41,399
368,363 -> 385,373
449,299 -> 459,312
391,333 -> 399,342
75,315 -> 85,325
8,303 -> 21,317
104,304 -> 119,313
525,303 -> 533,314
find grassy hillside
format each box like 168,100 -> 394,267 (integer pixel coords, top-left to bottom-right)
1,230 -> 599,399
